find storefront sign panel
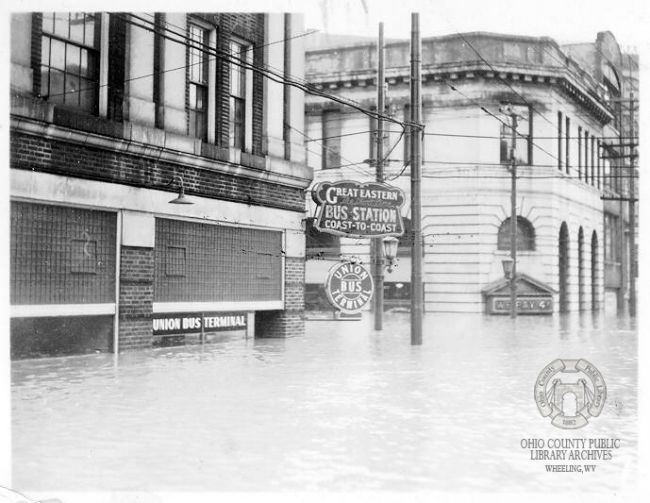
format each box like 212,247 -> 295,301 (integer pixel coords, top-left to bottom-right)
152,312 -> 247,336
489,296 -> 553,315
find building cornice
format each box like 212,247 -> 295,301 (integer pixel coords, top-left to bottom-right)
306,63 -> 614,124
11,114 -> 313,190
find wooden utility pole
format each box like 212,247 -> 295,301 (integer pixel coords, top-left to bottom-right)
628,92 -> 637,316
373,22 -> 385,330
410,13 -> 423,345
617,104 -> 627,314
508,109 -> 518,319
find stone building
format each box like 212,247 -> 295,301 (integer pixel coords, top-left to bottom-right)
304,31 -> 637,314
9,12 -> 311,358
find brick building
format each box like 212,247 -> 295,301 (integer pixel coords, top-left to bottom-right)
9,12 -> 311,358
304,31 -> 638,314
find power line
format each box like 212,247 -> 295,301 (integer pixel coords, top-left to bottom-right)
42,14 -> 320,101
121,13 -> 408,129
290,124 -> 376,178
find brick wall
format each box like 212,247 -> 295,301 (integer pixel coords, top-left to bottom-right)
119,246 -> 154,350
255,257 -> 305,338
30,13 -> 42,97
11,131 -> 305,212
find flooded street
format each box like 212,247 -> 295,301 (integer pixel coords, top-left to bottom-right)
12,312 -> 637,493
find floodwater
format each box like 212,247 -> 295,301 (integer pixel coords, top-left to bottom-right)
11,312 -> 637,493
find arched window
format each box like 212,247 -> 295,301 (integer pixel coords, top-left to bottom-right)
497,216 -> 536,251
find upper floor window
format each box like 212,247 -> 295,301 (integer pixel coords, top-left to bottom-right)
577,126 -> 583,179
229,40 -> 252,151
40,12 -> 100,114
557,111 -> 563,171
565,116 -> 570,174
322,110 -> 341,169
497,216 -> 536,251
188,24 -> 210,140
499,104 -> 532,165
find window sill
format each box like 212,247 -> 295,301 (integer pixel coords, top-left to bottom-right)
240,151 -> 267,170
52,106 -> 122,138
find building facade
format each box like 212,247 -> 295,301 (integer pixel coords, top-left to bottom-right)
10,12 -> 311,358
304,31 -> 637,314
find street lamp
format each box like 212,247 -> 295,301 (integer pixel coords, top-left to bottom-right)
502,257 -> 517,318
502,258 -> 514,280
168,175 -> 194,205
382,236 -> 399,273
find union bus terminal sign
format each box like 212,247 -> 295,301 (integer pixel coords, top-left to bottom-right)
325,261 -> 374,313
311,180 -> 406,238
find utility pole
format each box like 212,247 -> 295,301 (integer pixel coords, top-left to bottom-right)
628,92 -> 637,316
508,109 -> 518,319
373,22 -> 385,330
617,103 -> 627,314
410,12 -> 423,345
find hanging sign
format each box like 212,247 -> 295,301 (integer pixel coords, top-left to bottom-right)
312,180 -> 405,238
325,261 -> 374,313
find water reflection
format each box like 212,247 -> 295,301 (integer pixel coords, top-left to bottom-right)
12,312 -> 637,492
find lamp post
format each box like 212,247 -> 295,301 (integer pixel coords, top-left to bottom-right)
502,258 -> 516,315
382,236 -> 399,273
500,104 -> 518,319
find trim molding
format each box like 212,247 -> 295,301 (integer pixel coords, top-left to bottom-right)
10,115 -> 312,189
11,303 -> 116,318
153,301 -> 284,313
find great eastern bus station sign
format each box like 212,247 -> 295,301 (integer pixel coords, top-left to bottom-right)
312,180 -> 406,238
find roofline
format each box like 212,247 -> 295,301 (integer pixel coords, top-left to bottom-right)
307,30 -> 563,55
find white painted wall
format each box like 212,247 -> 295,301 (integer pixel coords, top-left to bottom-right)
125,13 -> 155,127
162,13 -> 188,135
305,77 -> 609,313
10,14 -> 32,94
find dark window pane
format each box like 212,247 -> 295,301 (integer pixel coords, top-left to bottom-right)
50,38 -> 66,69
84,51 -> 98,79
497,217 -> 536,251
66,44 -> 80,72
189,111 -> 197,137
78,79 -> 96,112
230,97 -> 245,148
48,68 -> 65,104
64,74 -> 80,105
195,86 -> 205,109
79,50 -> 88,76
40,66 -> 50,97
322,111 -> 341,169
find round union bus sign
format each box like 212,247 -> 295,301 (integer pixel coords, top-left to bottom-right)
325,261 -> 374,313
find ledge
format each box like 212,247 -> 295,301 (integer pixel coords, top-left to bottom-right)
11,95 -> 313,190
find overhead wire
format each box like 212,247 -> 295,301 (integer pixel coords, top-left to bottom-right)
43,14 -> 320,101
39,13 -> 635,192
121,12 -> 408,128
